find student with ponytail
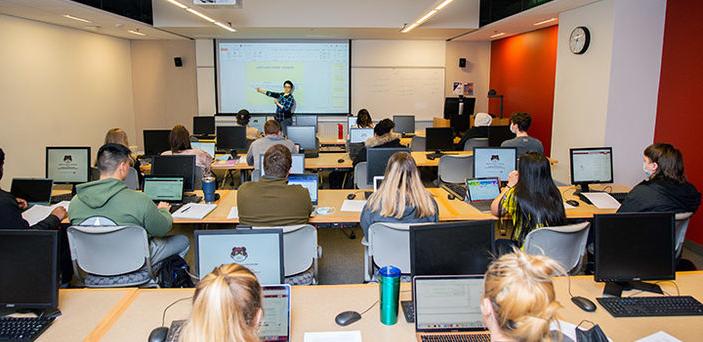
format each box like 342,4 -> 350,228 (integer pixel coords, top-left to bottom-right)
179,264 -> 263,342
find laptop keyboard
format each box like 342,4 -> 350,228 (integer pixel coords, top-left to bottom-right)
420,334 -> 491,342
0,316 -> 54,341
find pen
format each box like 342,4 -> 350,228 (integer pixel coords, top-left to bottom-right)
180,206 -> 191,213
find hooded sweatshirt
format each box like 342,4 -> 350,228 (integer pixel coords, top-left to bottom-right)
618,177 -> 701,214
68,178 -> 173,237
353,132 -> 405,165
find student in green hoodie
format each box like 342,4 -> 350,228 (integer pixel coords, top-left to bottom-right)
68,144 -> 189,267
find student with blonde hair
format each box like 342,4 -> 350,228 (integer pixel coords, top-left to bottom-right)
360,152 -> 438,237
179,264 -> 263,342
482,251 -> 571,342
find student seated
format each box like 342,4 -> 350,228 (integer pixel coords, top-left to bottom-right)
356,108 -> 373,128
246,120 -> 296,178
179,264 -> 263,342
238,145 -> 313,226
456,112 -> 492,150
353,118 -> 405,165
360,152 -> 438,237
0,148 -> 66,230
618,143 -> 700,213
104,128 -> 142,183
236,109 -> 262,140
161,125 -> 214,175
482,250 -> 572,342
501,112 -> 544,156
490,152 -> 565,253
69,144 -> 189,267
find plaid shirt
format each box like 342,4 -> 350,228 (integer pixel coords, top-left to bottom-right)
265,91 -> 295,121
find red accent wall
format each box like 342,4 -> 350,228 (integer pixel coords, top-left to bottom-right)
654,0 -> 703,244
489,26 -> 558,156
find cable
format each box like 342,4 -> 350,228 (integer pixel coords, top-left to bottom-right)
161,297 -> 192,327
561,186 -> 576,198
655,280 -> 681,296
566,273 -> 575,299
358,300 -> 379,316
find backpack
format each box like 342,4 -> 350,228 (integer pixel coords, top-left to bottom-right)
158,255 -> 195,288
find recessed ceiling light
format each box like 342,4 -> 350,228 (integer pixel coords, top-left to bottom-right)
128,29 -> 146,36
534,18 -> 558,26
63,14 -> 91,23
401,0 -> 456,33
490,32 -> 505,39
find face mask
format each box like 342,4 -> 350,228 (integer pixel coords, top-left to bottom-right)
643,162 -> 653,178
575,321 -> 609,342
509,125 -> 517,134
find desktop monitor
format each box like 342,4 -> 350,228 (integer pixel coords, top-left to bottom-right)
151,155 -> 196,192
287,174 -> 318,205
286,126 -> 317,151
410,221 -> 495,276
194,229 -> 284,284
260,154 -> 305,177
425,127 -> 454,151
443,97 -> 476,133
349,128 -> 373,144
570,147 -> 614,192
473,147 -> 517,182
487,126 -> 515,147
366,147 -> 410,186
249,116 -> 266,134
142,176 -> 184,203
295,115 -> 318,129
143,130 -> 172,156
217,126 -> 248,151
347,116 -> 357,133
0,230 -> 58,311
191,142 -> 216,157
11,178 -> 53,205
393,115 -> 415,135
193,116 -> 215,136
594,212 -> 675,297
45,147 -> 91,184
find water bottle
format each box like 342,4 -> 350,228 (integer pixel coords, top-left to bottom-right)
202,175 -> 217,203
337,123 -> 344,140
378,265 -> 401,325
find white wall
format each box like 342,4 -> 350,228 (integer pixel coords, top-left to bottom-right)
445,41 -> 491,113
0,14 -> 135,189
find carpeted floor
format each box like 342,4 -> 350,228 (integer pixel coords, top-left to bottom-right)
317,226 -> 366,285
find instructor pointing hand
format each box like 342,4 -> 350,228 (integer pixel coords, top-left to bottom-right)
256,80 -> 296,131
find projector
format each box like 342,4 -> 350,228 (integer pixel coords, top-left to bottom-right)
193,0 -> 241,6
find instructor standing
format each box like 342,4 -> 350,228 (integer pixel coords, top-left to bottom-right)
256,80 -> 296,131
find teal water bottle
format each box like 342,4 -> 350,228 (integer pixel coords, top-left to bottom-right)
378,265 -> 401,325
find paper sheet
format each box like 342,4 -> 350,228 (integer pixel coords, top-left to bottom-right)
564,202 -> 576,209
227,207 -> 239,219
635,331 -> 682,342
171,203 -> 217,219
582,192 -> 621,209
21,201 -> 70,226
340,200 -> 367,212
304,331 -> 362,342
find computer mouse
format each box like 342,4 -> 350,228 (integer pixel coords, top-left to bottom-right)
571,296 -> 596,312
347,193 -> 356,200
148,327 -> 169,342
447,193 -> 456,200
566,200 -> 580,207
337,158 -> 345,163
335,311 -> 362,326
427,155 -> 436,161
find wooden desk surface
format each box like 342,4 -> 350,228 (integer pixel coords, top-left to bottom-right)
97,272 -> 703,342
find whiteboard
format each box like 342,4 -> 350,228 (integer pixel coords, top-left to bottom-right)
352,67 -> 445,121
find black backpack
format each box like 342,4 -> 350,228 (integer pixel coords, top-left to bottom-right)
157,255 -> 195,288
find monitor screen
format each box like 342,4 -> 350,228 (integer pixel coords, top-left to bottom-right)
143,130 -> 171,156
217,126 -> 248,151
347,116 -> 357,133
152,155 -> 196,192
286,126 -> 317,151
425,127 -> 454,151
443,97 -> 476,118
487,126 -> 515,147
195,229 -> 284,284
366,148 -> 410,186
193,116 -> 215,135
287,174 -> 318,204
393,115 -> 415,134
260,154 -> 305,176
45,147 -> 91,184
260,285 -> 291,341
11,178 -> 53,205
295,115 -> 317,128
0,230 -> 58,310
570,147 -> 613,185
595,213 -> 675,282
143,177 -> 184,202
191,142 -> 216,157
411,221 -> 494,276
473,147 -> 517,181
373,176 -> 384,192
414,276 -> 485,332
466,178 -> 501,202
349,128 -> 373,144
250,116 -> 267,134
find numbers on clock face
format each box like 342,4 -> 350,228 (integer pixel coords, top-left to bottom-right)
570,27 -> 590,54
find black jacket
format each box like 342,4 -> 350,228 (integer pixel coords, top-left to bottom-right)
618,177 -> 701,214
353,133 -> 406,166
0,189 -> 60,230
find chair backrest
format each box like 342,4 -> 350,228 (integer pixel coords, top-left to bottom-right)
354,162 -> 371,189
674,212 -> 693,258
410,136 -> 426,152
368,223 -> 412,273
253,225 -> 317,276
438,155 -> 474,184
464,137 -> 489,151
67,225 -> 150,276
193,167 -> 204,190
523,222 -> 590,274
125,167 -> 140,190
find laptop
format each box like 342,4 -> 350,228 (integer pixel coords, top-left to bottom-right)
11,178 -> 53,206
191,142 -> 216,157
287,174 -> 319,210
414,275 -> 490,342
364,176 -> 384,199
142,176 -> 195,213
260,153 -> 305,177
465,177 -> 501,212
165,284 -> 291,342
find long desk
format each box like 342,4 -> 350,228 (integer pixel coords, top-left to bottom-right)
88,272 -> 703,341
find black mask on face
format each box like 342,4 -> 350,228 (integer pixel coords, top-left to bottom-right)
575,321 -> 608,342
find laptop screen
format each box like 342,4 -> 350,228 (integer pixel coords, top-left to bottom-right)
191,142 -> 216,157
350,128 -> 373,144
260,285 -> 291,341
466,178 -> 500,202
260,154 -> 305,176
11,178 -> 53,205
287,174 -> 318,204
414,276 -> 485,332
143,177 -> 184,202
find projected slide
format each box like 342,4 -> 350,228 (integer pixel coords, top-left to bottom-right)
217,40 -> 350,114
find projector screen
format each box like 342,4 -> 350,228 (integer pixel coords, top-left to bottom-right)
216,40 -> 350,115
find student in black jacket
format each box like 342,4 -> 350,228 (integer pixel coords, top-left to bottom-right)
0,148 -> 66,230
618,143 -> 700,213
352,119 -> 406,166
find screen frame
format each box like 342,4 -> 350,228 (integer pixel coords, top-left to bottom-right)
142,129 -> 172,156
151,155 -> 196,192
142,176 -> 185,203
193,116 -> 216,135
287,174 -> 319,205
472,147 -> 518,182
569,146 -> 614,186
349,127 -> 374,144
214,39 -> 352,115
261,284 -> 291,341
412,275 -> 487,333
45,146 -> 91,185
425,127 -> 454,151
11,178 -> 54,204
465,177 -> 501,202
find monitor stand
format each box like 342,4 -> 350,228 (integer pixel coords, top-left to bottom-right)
602,281 -> 664,297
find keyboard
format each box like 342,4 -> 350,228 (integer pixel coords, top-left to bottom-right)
50,193 -> 73,204
597,296 -> 703,317
440,183 -> 467,201
609,192 -> 629,203
419,334 -> 490,342
401,300 -> 415,323
0,316 -> 54,341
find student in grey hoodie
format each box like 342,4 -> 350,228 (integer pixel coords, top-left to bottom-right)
246,120 -> 297,180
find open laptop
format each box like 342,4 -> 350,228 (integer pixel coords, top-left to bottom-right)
465,177 -> 501,212
165,284 -> 291,342
11,178 -> 54,206
260,153 -> 305,177
287,174 -> 318,210
142,176 -> 194,213
191,142 -> 216,157
414,275 -> 490,342
364,176 -> 384,199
